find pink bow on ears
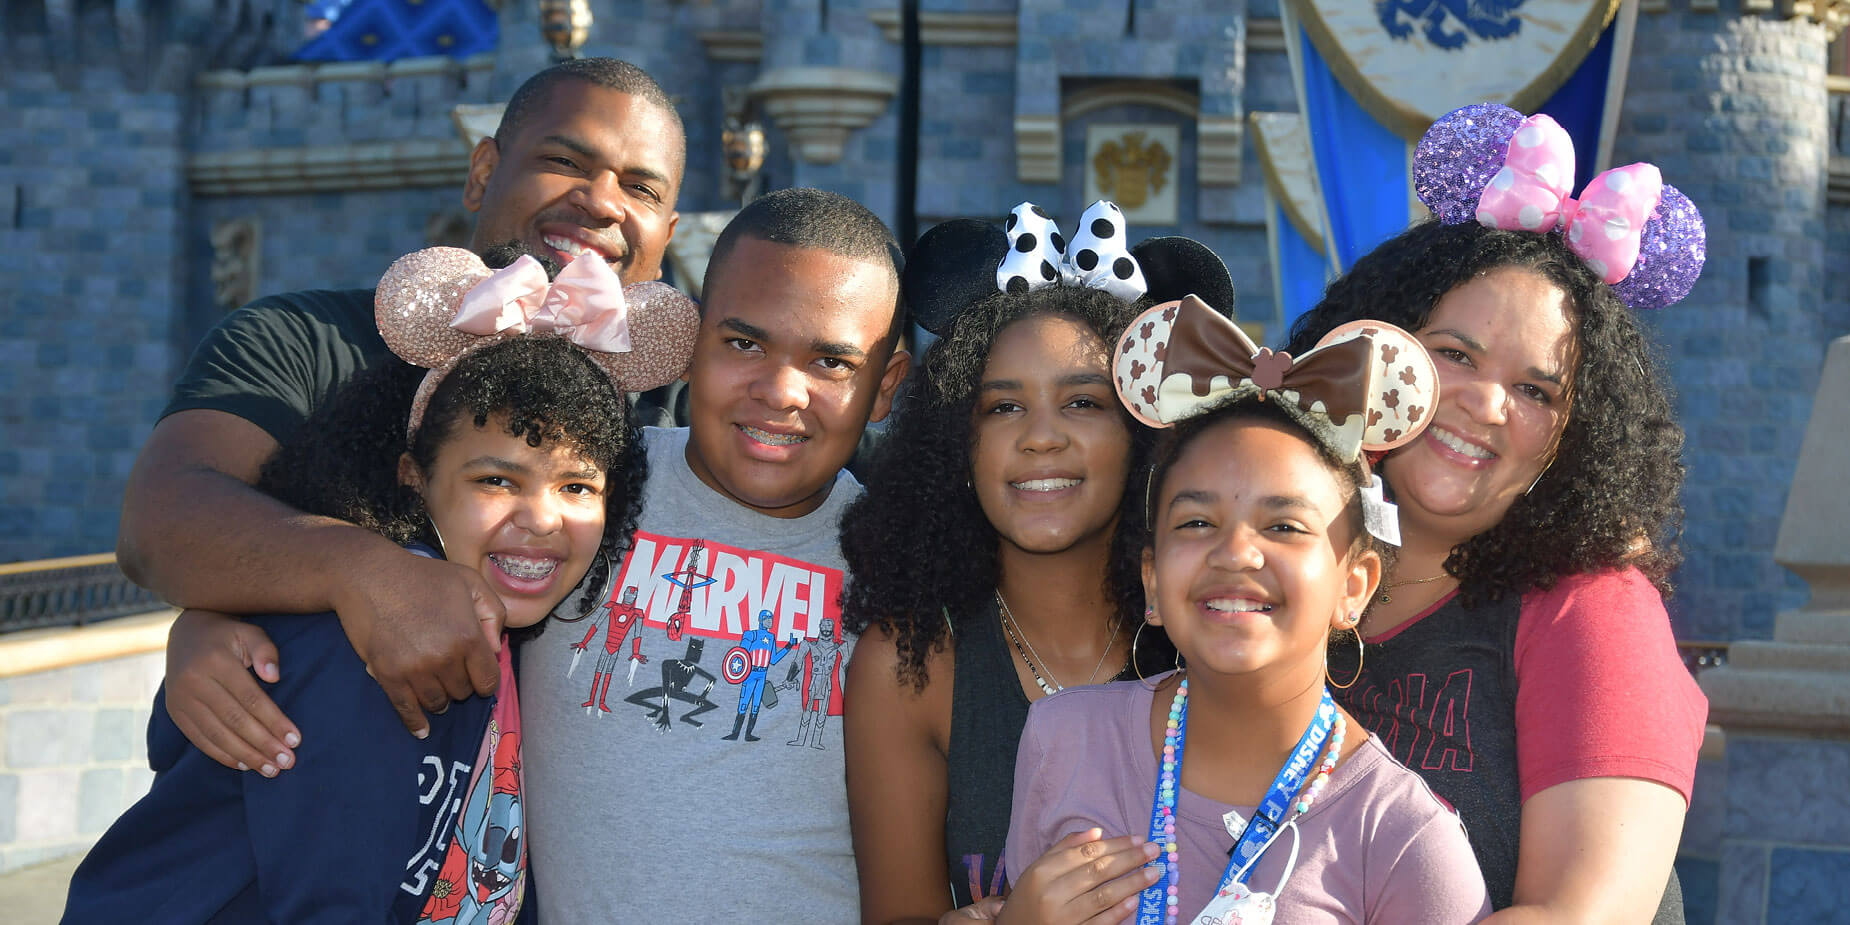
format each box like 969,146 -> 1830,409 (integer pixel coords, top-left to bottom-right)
1474,114 -> 1662,285
451,253 -> 633,352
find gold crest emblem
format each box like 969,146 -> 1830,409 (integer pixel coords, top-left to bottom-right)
1092,130 -> 1173,211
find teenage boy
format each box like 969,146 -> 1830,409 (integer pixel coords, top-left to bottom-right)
519,187 -> 908,921
160,188 -> 911,921
119,58 -> 687,770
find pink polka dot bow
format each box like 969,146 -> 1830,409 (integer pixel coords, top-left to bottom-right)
1475,113 -> 1658,285
1413,102 -> 1705,310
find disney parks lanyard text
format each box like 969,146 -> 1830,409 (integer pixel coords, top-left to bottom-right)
1136,684 -> 1336,925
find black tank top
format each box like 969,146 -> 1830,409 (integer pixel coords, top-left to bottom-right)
1339,592 -> 1684,921
944,598 -> 1028,907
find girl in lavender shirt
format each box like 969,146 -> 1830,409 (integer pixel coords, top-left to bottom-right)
1002,302 -> 1491,925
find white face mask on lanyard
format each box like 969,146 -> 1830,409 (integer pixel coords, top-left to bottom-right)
1189,819 -> 1302,925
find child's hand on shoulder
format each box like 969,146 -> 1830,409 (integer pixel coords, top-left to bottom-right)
996,828 -> 1161,925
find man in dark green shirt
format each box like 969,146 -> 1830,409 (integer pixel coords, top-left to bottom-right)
119,58 -> 688,772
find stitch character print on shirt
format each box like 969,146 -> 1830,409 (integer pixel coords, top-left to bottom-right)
412,696 -> 526,924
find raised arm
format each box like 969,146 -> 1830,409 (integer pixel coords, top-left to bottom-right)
1486,777 -> 1686,924
844,626 -> 957,925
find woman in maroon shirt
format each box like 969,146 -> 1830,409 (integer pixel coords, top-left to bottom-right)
1286,215 -> 1707,923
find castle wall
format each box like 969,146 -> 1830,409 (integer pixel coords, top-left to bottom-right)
1,65 -> 187,562
1618,0 -> 1837,642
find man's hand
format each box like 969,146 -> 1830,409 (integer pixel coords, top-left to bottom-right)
164,609 -> 300,775
995,829 -> 1161,925
333,551 -> 507,738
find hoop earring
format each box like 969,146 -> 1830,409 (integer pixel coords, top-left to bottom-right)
550,547 -> 615,623
425,515 -> 448,559
1525,468 -> 1547,496
1327,630 -> 1365,690
1131,620 -> 1148,682
1143,466 -> 1158,533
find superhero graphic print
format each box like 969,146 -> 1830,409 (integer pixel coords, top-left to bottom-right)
558,530 -> 849,747
408,647 -> 526,925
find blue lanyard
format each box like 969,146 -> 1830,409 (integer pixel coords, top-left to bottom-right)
1136,685 -> 1336,924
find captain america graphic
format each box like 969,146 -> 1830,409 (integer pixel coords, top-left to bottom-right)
720,609 -> 798,742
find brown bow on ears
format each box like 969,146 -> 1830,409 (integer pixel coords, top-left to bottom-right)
1113,295 -> 1438,462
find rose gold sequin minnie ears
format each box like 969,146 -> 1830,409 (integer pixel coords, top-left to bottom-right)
1114,298 -> 1436,542
375,246 -> 700,436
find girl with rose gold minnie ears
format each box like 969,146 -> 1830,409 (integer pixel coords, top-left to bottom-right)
66,248 -> 698,925
1003,298 -> 1490,925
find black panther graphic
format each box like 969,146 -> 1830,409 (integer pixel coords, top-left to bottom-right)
1376,0 -> 1524,49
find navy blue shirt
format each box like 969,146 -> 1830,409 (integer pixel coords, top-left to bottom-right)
63,612 -> 532,924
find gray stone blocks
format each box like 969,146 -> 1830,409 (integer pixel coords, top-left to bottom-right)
0,652 -> 163,873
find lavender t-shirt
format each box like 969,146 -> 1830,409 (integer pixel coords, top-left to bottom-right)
1006,677 -> 1491,924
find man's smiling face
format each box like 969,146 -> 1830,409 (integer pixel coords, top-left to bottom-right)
464,80 -> 682,285
683,235 -> 908,520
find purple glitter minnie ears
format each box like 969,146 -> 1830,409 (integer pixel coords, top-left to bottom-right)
1413,102 -> 1706,310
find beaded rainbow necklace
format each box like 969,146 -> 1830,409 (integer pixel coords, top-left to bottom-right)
1145,677 -> 1346,925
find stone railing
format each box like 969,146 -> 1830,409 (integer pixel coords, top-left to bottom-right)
0,555 -> 162,636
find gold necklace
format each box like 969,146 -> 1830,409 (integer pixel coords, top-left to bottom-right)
1377,573 -> 1449,605
996,591 -> 1123,695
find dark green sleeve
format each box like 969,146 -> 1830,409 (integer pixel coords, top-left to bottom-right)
161,289 -> 388,446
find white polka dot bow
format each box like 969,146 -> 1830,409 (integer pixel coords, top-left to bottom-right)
995,200 -> 1147,303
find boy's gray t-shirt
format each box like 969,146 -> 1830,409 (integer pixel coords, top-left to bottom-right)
519,426 -> 861,923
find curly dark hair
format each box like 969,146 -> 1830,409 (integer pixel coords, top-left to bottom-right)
840,285 -> 1174,688
1285,220 -> 1684,603
257,336 -> 649,631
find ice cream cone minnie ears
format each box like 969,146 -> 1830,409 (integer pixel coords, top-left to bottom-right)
375,247 -> 700,437
1115,296 -> 1438,545
1416,103 -> 1706,310
902,200 -> 1238,336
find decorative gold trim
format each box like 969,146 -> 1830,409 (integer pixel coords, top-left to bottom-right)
1249,111 -> 1325,251
1061,82 -> 1199,121
1596,0 -> 1642,174
1827,75 -> 1850,93
1288,0 -> 1622,140
867,10 -> 1017,45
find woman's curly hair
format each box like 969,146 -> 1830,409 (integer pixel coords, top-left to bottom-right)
840,285 -> 1173,688
1285,220 -> 1684,603
257,336 -> 649,634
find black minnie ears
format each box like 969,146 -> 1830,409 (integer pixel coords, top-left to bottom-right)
903,204 -> 1238,337
903,219 -> 1007,338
